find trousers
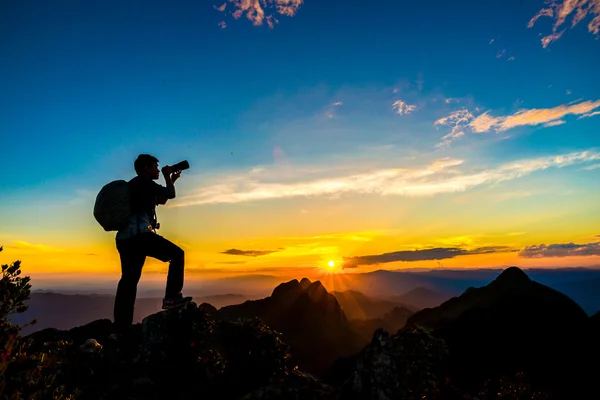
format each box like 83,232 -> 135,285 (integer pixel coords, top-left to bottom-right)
113,232 -> 184,333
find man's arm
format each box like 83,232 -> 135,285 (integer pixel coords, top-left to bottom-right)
156,167 -> 178,205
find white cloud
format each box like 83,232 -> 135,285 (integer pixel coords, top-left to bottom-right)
68,188 -> 96,206
323,101 -> 343,119
543,119 -> 566,127
490,38 -> 495,44
578,110 -> 600,119
218,0 -> 303,28
168,151 -> 600,206
434,109 -> 473,126
438,131 -> 464,147
392,100 -> 417,115
529,0 -> 600,46
583,163 -> 600,170
496,49 -> 506,58
434,109 -> 474,146
507,56 -> 515,61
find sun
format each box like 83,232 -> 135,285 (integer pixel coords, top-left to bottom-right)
321,258 -> 344,274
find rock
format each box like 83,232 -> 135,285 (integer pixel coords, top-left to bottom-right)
79,338 -> 102,354
340,327 -> 447,400
198,302 -> 217,314
245,370 -> 338,400
136,301 -> 213,366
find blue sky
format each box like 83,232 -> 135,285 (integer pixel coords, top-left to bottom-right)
1,0 -> 599,279
2,0 -> 599,187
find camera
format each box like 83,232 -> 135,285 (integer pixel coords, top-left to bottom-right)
169,160 -> 190,172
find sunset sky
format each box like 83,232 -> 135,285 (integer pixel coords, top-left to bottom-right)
1,0 -> 599,288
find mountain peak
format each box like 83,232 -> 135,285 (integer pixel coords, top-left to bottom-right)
304,281 -> 329,301
300,277 -> 312,289
308,279 -> 325,290
270,279 -> 301,298
493,266 -> 531,285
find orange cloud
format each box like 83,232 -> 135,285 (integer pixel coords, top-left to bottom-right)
6,241 -> 65,253
218,0 -> 303,28
436,100 -> 600,145
541,30 -> 565,48
528,7 -> 554,27
528,0 -> 600,46
276,0 -> 303,16
470,100 -> 600,132
221,248 -> 280,257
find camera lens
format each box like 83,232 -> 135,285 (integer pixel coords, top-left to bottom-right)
171,160 -> 190,171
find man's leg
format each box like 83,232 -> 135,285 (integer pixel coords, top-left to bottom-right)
113,237 -> 146,334
141,233 -> 186,300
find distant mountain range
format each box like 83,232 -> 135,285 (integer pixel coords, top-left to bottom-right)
12,292 -> 253,335
22,266 -> 600,398
317,267 -> 600,314
331,289 -> 413,320
17,285 -> 440,337
18,267 -> 600,338
386,286 -> 453,309
403,267 -> 596,397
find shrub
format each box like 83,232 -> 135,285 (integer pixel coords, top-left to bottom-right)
0,246 -> 77,400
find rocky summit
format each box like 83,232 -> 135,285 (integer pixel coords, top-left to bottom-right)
12,300 -> 471,400
5,268 -> 600,399
13,302 -> 469,400
219,278 -> 364,376
22,302 -> 336,400
406,266 -> 594,397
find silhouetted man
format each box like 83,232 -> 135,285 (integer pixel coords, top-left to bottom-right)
113,154 -> 192,335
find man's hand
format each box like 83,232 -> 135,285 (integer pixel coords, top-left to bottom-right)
161,165 -> 173,176
171,170 -> 181,183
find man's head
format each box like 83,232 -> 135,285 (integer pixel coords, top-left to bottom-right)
134,154 -> 160,179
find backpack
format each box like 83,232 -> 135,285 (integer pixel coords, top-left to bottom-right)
93,180 -> 132,231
